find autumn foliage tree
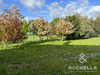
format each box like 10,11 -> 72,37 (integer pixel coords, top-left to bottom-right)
0,4 -> 24,48
30,17 -> 52,42
55,19 -> 76,41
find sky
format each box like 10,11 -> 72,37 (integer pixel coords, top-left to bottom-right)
0,0 -> 100,22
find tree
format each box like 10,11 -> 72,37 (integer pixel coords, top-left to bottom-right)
65,15 -> 97,39
65,15 -> 81,39
52,17 -> 60,26
21,20 -> 28,40
28,20 -> 34,25
0,4 -> 24,48
22,20 -> 28,33
28,20 -> 33,32
30,17 -> 52,42
45,22 -> 52,40
49,22 -> 55,39
76,16 -> 95,38
95,17 -> 100,34
22,20 -> 29,34
55,19 -> 76,41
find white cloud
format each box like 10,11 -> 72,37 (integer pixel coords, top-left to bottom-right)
40,11 -> 48,13
47,2 -> 59,11
75,7 -> 88,16
47,0 -> 100,19
50,7 -> 63,18
60,1 -> 63,3
47,2 -> 61,18
19,0 -> 45,12
17,0 -> 100,19
78,0 -> 89,7
50,2 -> 59,8
24,17 -> 39,23
47,1 -> 77,18
87,6 -> 100,18
62,1 -> 77,17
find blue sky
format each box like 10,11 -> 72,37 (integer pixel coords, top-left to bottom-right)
0,0 -> 100,22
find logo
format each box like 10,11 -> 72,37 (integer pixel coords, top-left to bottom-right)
68,53 -> 98,72
79,53 -> 87,64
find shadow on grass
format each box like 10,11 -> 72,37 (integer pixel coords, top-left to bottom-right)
0,39 -> 100,75
0,38 -> 100,53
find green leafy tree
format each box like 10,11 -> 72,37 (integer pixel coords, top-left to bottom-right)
28,20 -> 33,32
65,15 -> 97,39
89,18 -> 99,37
52,17 -> 60,26
22,20 -> 28,34
65,15 -> 81,39
22,20 -> 31,33
95,17 -> 100,34
76,16 -> 95,38
21,20 -> 29,40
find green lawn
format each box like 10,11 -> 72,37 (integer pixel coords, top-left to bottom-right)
0,35 -> 100,75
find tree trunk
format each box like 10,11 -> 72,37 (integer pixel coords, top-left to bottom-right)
4,41 -> 7,49
47,35 -> 48,40
41,37 -> 43,42
39,36 -> 43,42
39,36 -> 41,41
22,40 -> 24,44
60,36 -> 63,41
50,36 -> 52,40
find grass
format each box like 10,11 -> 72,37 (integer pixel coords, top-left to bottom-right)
0,35 -> 100,75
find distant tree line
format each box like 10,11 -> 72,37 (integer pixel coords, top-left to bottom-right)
30,17 -> 76,41
30,14 -> 100,41
22,13 -> 100,41
51,14 -> 100,40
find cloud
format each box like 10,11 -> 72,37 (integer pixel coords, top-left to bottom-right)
47,2 -> 62,18
40,11 -> 48,13
19,0 -> 45,12
17,0 -> 100,19
50,7 -> 63,18
75,7 -> 88,16
24,17 -> 39,23
62,1 -> 77,17
50,2 -> 59,8
78,0 -> 89,7
47,1 -> 77,18
47,0 -> 100,19
87,6 -> 100,18
60,1 -> 63,3
47,2 -> 59,11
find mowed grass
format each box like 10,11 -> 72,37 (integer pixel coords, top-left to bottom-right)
0,35 -> 100,75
